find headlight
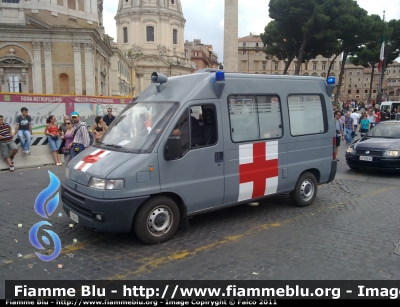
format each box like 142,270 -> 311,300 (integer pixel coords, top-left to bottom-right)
346,147 -> 354,154
88,177 -> 124,190
105,179 -> 125,190
383,150 -> 400,157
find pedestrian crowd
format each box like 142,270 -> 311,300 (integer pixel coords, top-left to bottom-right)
331,99 -> 400,161
0,107 -> 116,172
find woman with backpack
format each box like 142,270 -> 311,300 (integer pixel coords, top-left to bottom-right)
59,119 -> 74,165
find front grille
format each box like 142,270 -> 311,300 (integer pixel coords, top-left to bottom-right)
355,150 -> 383,156
347,160 -> 400,169
62,189 -> 92,218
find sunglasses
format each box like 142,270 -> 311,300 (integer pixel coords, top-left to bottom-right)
66,122 -> 72,124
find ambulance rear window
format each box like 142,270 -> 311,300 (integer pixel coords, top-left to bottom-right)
228,95 -> 283,143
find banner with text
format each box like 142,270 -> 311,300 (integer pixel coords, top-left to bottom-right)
0,94 -> 132,132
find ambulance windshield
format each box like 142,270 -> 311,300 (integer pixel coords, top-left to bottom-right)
99,101 -> 178,153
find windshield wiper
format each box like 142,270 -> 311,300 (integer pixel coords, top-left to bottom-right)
103,144 -> 129,152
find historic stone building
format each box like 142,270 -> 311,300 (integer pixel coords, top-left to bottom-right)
115,0 -> 194,94
340,61 -> 400,102
184,39 -> 219,70
238,33 -> 341,79
385,61 -> 400,100
0,0 -> 114,96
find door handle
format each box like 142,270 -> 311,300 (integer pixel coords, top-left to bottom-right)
215,152 -> 223,163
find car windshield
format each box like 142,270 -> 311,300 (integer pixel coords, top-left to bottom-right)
99,101 -> 178,153
366,122 -> 400,138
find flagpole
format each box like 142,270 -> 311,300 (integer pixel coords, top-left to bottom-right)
377,11 -> 385,104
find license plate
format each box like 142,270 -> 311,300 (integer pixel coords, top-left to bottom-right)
360,156 -> 373,161
70,211 -> 79,223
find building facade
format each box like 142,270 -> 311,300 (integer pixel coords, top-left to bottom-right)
385,61 -> 400,101
340,61 -> 400,102
115,0 -> 194,94
109,39 -> 135,97
238,33 -> 342,79
184,39 -> 219,70
0,0 -> 114,96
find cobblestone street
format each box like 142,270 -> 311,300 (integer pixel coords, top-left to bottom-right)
1,145 -> 400,298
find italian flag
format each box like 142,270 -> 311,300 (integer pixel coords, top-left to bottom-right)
377,36 -> 385,72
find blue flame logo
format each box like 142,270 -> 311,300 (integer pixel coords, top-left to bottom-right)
29,171 -> 62,262
34,171 -> 60,218
29,221 -> 62,261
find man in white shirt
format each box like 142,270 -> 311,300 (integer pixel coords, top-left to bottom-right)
350,109 -> 360,133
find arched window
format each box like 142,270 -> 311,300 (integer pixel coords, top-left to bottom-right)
123,27 -> 128,43
146,26 -> 154,42
59,73 -> 69,94
173,29 -> 178,45
0,50 -> 29,93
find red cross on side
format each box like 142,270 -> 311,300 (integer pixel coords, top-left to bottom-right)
239,142 -> 278,199
77,150 -> 107,171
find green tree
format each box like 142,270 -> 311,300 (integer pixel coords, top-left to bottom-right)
379,19 -> 400,102
349,41 -> 381,103
260,20 -> 301,74
269,0 -> 319,75
333,8 -> 384,104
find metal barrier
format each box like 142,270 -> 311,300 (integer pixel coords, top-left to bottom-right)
0,134 -> 65,171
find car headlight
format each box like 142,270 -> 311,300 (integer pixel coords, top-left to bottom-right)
346,147 -> 354,154
383,150 -> 400,157
88,177 -> 125,190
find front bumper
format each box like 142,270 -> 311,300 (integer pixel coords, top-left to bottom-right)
61,184 -> 149,233
345,154 -> 400,170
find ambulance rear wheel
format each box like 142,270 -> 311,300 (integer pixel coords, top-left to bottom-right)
134,196 -> 180,244
290,172 -> 317,207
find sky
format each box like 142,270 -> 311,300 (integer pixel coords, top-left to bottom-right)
103,0 -> 400,63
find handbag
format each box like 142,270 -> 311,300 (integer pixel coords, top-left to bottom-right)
58,138 -> 66,154
62,147 -> 71,155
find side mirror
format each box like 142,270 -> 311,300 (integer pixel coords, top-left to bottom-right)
167,136 -> 182,160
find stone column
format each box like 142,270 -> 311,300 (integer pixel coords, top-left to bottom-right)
84,43 -> 95,95
223,0 -> 238,72
91,0 -> 97,17
32,42 -> 43,94
72,43 -> 82,95
43,42 -> 53,94
84,0 -> 91,13
106,60 -> 110,96
97,53 -> 102,95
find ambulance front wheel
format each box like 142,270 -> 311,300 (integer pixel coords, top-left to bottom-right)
290,172 -> 317,207
134,196 -> 180,244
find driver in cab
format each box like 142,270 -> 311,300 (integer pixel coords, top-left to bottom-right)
171,110 -> 205,150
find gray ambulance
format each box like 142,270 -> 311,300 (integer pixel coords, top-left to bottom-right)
61,69 -> 337,244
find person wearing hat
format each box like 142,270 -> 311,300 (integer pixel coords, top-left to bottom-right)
68,111 -> 90,158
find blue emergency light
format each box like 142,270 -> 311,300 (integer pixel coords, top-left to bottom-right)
327,77 -> 335,85
215,71 -> 225,82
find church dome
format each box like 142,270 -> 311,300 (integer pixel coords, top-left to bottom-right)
118,0 -> 183,14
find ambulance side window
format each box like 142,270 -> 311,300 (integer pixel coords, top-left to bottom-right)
288,95 -> 326,136
166,105 -> 217,160
228,95 -> 282,143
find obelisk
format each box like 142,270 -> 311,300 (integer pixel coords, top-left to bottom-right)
223,0 -> 238,72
